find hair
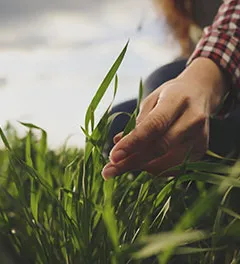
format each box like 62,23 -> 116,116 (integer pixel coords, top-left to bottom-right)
153,0 -> 202,57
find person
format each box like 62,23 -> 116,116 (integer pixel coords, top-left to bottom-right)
153,0 -> 223,57
102,0 -> 240,180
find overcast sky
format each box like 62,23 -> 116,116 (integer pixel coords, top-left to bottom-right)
0,0 -> 180,148
0,0 -> 149,50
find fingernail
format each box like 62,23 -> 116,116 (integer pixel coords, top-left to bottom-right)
113,134 -> 122,144
101,165 -> 118,180
110,149 -> 127,163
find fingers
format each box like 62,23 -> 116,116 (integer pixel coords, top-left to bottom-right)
106,128 -> 206,179
113,109 -> 207,152
103,140 -> 166,180
143,148 -> 186,176
161,110 -> 208,146
112,93 -> 161,145
102,136 -> 207,180
113,132 -> 123,144
109,94 -> 189,164
144,139 -> 207,176
112,91 -> 162,146
136,91 -> 159,124
102,152 -> 143,180
102,111 -> 208,180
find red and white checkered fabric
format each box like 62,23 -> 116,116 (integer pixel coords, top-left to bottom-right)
188,0 -> 240,108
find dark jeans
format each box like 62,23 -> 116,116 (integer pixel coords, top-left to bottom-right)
108,59 -> 240,159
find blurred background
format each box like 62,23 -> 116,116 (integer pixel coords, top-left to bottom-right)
0,0 -> 182,148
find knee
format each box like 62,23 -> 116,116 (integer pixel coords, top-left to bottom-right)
143,59 -> 188,98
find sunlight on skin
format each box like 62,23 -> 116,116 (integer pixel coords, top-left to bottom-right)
102,58 -> 226,179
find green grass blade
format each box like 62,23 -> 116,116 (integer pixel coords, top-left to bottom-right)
136,79 -> 143,115
19,122 -> 43,130
85,41 -> 129,132
103,179 -> 119,252
25,131 -> 33,167
122,79 -> 143,137
0,127 -> 11,150
221,207 -> 240,220
174,245 -> 227,255
25,131 -> 39,221
133,230 -> 208,259
180,172 -> 240,187
206,149 -> 236,161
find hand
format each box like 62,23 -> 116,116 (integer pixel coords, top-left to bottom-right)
102,58 -> 227,180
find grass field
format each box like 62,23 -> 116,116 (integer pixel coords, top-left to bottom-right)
1,43 -> 240,264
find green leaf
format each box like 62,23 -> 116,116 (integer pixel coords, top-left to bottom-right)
19,122 -> 44,130
174,245 -> 226,255
0,128 -> 11,150
103,179 -> 120,258
25,131 -> 39,221
180,172 -> 240,188
133,230 -> 208,259
122,113 -> 136,137
122,79 -> 143,137
206,149 -> 236,161
85,41 -> 129,132
136,79 -> 143,115
221,207 -> 240,220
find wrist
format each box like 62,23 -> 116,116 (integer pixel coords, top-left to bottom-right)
178,58 -> 228,113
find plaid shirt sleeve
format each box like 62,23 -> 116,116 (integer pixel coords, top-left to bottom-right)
187,0 -> 240,114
